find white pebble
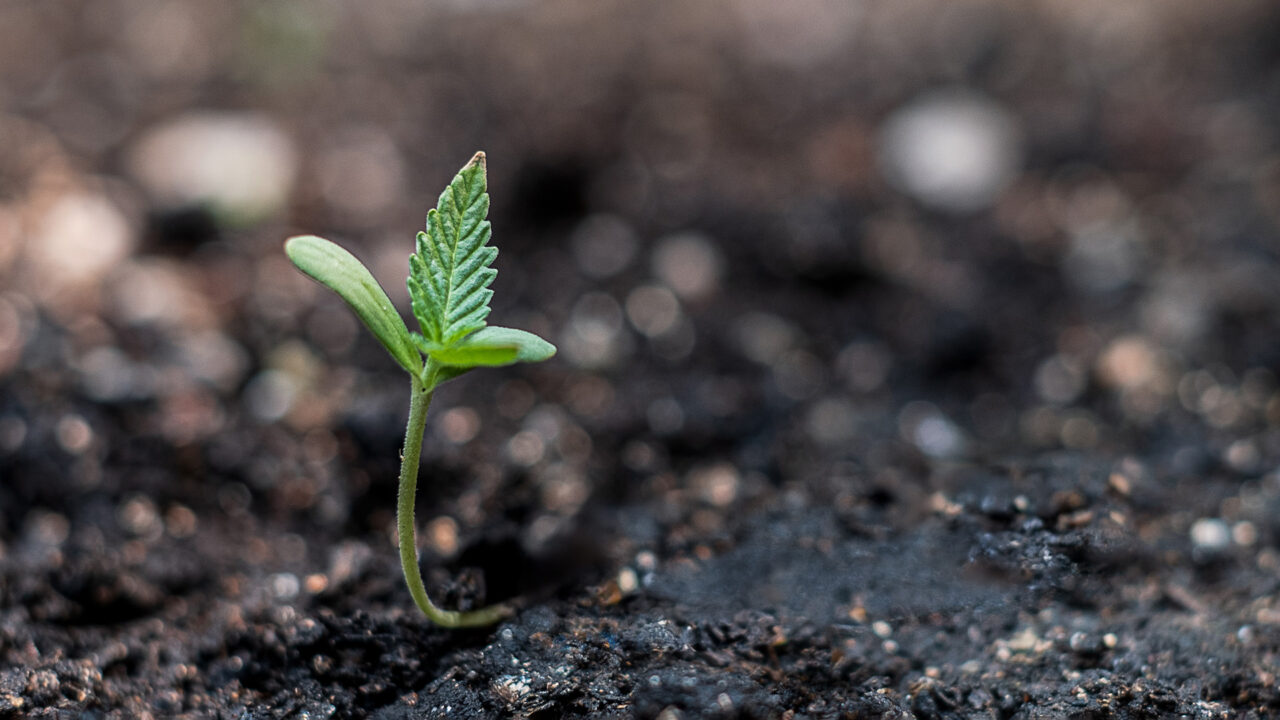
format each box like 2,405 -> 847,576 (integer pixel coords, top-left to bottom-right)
1190,518 -> 1231,551
128,111 -> 296,220
652,232 -> 723,301
879,89 -> 1022,213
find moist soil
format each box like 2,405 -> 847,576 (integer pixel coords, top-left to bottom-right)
4,3 -> 1280,719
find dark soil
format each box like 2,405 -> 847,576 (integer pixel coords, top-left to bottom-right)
4,2 -> 1280,718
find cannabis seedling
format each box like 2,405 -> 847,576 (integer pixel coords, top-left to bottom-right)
285,152 -> 555,627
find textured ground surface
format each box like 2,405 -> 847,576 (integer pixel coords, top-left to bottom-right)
3,2 -> 1280,718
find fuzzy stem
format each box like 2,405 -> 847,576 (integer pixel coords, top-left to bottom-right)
397,374 -> 512,628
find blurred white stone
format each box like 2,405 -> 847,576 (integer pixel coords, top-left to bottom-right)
1190,518 -> 1230,552
244,369 -> 299,423
127,112 -> 297,221
879,90 -> 1022,213
690,463 -> 740,507
506,430 -> 546,467
561,292 -> 628,369
625,284 -> 681,337
178,330 -> 250,391
26,190 -> 134,300
898,401 -> 966,459
1034,355 -> 1086,405
270,572 -> 300,601
652,232 -> 723,301
439,407 -> 481,445
55,414 -> 93,454
1096,336 -> 1160,390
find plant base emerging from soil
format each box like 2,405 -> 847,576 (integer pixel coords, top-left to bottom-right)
285,152 -> 556,627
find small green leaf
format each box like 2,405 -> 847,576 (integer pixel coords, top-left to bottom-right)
427,326 -> 556,384
465,326 -> 557,364
285,234 -> 421,375
430,344 -> 521,366
412,333 -> 519,367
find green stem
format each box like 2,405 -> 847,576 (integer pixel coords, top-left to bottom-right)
397,373 -> 512,628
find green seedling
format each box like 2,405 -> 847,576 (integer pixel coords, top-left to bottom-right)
285,152 -> 555,627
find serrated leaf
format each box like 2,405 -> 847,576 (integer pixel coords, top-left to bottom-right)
285,234 -> 421,375
408,152 -> 498,348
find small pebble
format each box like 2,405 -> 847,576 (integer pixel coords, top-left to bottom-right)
506,430 -> 546,467
127,111 -> 296,220
899,402 -> 966,459
270,573 -> 300,600
878,89 -> 1021,212
439,407 -> 481,444
652,232 -> 723,301
617,567 -> 639,594
1096,336 -> 1159,390
1190,518 -> 1231,552
244,370 -> 299,423
165,504 -> 198,538
1233,521 -> 1258,547
626,285 -> 682,337
29,192 -> 134,298
304,574 -> 328,594
55,415 -> 94,454
118,496 -> 161,538
425,516 -> 459,556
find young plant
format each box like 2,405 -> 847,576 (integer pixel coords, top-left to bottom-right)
284,152 -> 555,628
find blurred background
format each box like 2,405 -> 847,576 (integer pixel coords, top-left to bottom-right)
3,0 -> 1280,624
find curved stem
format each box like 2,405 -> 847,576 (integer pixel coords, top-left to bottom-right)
398,374 -> 512,628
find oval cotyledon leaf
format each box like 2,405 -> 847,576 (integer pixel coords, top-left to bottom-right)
421,325 -> 557,384
285,234 -> 422,375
